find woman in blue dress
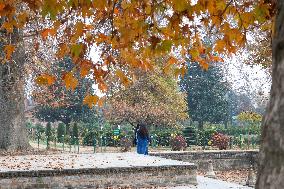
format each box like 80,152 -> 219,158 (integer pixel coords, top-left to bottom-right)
136,123 -> 149,155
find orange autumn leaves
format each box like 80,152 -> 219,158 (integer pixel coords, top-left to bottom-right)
0,0 -> 274,108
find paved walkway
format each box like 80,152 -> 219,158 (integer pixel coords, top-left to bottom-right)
0,152 -> 194,172
0,152 -> 254,189
170,176 -> 253,189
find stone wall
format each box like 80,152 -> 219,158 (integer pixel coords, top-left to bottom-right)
150,150 -> 259,171
0,165 -> 197,189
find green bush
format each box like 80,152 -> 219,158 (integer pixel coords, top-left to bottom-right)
71,123 -> 79,145
197,128 -> 217,147
152,128 -> 182,147
57,123 -> 66,143
35,123 -> 45,140
46,122 -> 52,148
83,130 -> 98,146
183,126 -> 197,145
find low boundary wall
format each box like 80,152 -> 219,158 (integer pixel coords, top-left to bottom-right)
150,150 -> 259,171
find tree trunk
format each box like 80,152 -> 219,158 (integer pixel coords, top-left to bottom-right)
256,1 -> 284,188
0,32 -> 30,151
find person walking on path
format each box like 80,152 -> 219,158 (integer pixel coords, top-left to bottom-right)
136,123 -> 149,155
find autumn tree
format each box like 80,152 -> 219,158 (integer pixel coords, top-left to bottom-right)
256,1 -> 284,188
104,67 -> 188,127
0,1 -> 282,188
33,58 -> 99,132
0,31 -> 30,150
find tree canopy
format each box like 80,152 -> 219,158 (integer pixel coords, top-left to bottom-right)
104,66 -> 188,127
0,0 -> 274,105
33,58 -> 100,124
180,62 -> 228,128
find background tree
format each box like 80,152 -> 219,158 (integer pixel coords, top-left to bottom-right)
0,0 -> 274,151
33,58 -> 99,134
0,32 -> 30,150
104,66 -> 188,127
45,122 -> 52,149
57,123 -> 66,143
256,2 -> 284,188
180,62 -> 229,129
72,123 -> 79,145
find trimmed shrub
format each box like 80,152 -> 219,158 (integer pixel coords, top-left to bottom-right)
57,123 -> 66,143
46,122 -> 52,148
211,132 -> 229,150
170,135 -> 187,151
71,123 -> 79,145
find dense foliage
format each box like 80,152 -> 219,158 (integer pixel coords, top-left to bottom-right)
104,66 -> 188,127
180,62 -> 229,129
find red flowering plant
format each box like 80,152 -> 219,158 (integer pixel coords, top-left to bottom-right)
211,132 -> 229,150
170,135 -> 187,151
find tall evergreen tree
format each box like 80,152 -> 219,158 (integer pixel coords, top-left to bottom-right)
72,123 -> 79,145
57,123 -> 66,143
45,122 -> 52,149
180,62 -> 229,129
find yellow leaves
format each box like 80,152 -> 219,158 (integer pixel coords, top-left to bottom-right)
216,1 -> 226,11
71,43 -> 83,58
80,60 -> 92,77
98,78 -> 108,92
17,12 -> 28,27
199,60 -> 209,71
189,48 -> 199,61
2,22 -> 13,33
239,12 -> 254,28
210,55 -> 224,62
92,0 -> 107,9
173,0 -> 189,12
35,74 -> 56,86
253,3 -> 270,24
163,56 -> 178,74
237,111 -> 262,123
41,28 -> 56,39
62,72 -> 78,91
174,67 -> 187,78
83,94 -> 105,108
95,33 -> 110,43
83,94 -> 99,108
168,56 -> 178,65
214,40 -> 226,53
121,1 -> 131,9
158,40 -> 172,52
56,43 -> 69,58
116,69 -> 131,87
0,3 -> 5,11
145,4 -> 151,15
97,96 -> 106,107
4,45 -> 15,60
